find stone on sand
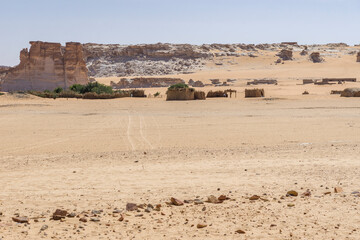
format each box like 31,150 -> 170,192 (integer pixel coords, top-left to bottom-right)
170,197 -> 184,206
12,216 -> 29,224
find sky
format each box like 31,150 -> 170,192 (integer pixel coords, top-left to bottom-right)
1,0 -> 359,66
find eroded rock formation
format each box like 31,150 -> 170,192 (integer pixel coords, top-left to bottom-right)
83,43 -> 212,77
192,80 -> 204,87
309,52 -> 324,63
276,49 -> 293,60
357,52 -> 360,62
0,66 -> 11,81
82,43 -> 264,77
1,41 -> 88,91
300,49 -> 308,56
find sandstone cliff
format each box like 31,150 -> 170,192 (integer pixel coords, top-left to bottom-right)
1,41 -> 88,92
0,66 -> 11,81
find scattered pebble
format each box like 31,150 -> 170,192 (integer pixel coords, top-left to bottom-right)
286,190 -> 298,197
249,195 -> 260,201
170,197 -> 184,206
235,229 -> 246,234
12,217 -> 29,224
197,223 -> 207,228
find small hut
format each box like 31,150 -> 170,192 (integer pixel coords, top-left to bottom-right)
245,88 -> 265,98
194,91 -> 206,100
206,90 -> 228,98
166,83 -> 195,100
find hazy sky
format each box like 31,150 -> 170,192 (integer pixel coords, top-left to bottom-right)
1,0 -> 359,66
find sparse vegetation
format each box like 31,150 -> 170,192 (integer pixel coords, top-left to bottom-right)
70,82 -> 113,94
154,92 -> 160,97
53,87 -> 63,93
168,83 -> 190,90
28,85 -> 145,100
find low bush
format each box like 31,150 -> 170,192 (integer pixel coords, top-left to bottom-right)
168,83 -> 191,90
53,87 -> 63,93
70,82 -> 113,94
69,84 -> 85,93
28,85 -> 146,100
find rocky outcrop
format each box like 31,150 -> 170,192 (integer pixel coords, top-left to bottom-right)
340,88 -> 360,97
83,43 -> 213,77
0,66 -> 11,81
357,52 -> 360,62
82,43 -> 261,77
309,52 -> 324,63
326,43 -> 348,48
276,49 -> 293,60
247,79 -> 277,85
110,77 -> 184,89
64,42 -> 89,87
281,42 -> 298,45
1,41 -> 88,91
192,80 -> 204,87
300,49 -> 308,56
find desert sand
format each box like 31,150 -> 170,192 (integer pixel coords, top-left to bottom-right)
1,49 -> 360,239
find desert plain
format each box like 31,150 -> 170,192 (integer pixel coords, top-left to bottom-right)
1,46 -> 360,240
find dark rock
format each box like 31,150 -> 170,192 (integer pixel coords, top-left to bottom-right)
310,52 -> 324,63
52,209 -> 67,220
286,190 -> 298,197
67,212 -> 76,218
235,229 -> 246,234
207,195 -> 221,204
249,195 -> 260,200
170,197 -> 184,206
126,203 -> 138,211
90,217 -> 100,222
276,49 -> 293,60
40,225 -> 48,231
12,217 -> 29,224
197,223 -> 207,228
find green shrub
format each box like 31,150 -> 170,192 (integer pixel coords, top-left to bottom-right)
168,83 -> 189,90
168,83 -> 195,92
0,92 -> 4,96
53,87 -> 63,93
69,84 -> 85,93
154,92 -> 160,97
69,82 -> 113,94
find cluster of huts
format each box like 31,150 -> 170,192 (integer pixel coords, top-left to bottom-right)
165,84 -> 264,101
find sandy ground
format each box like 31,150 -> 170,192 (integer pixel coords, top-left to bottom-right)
1,52 -> 360,239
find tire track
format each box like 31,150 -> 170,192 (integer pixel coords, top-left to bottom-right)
139,113 -> 154,150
